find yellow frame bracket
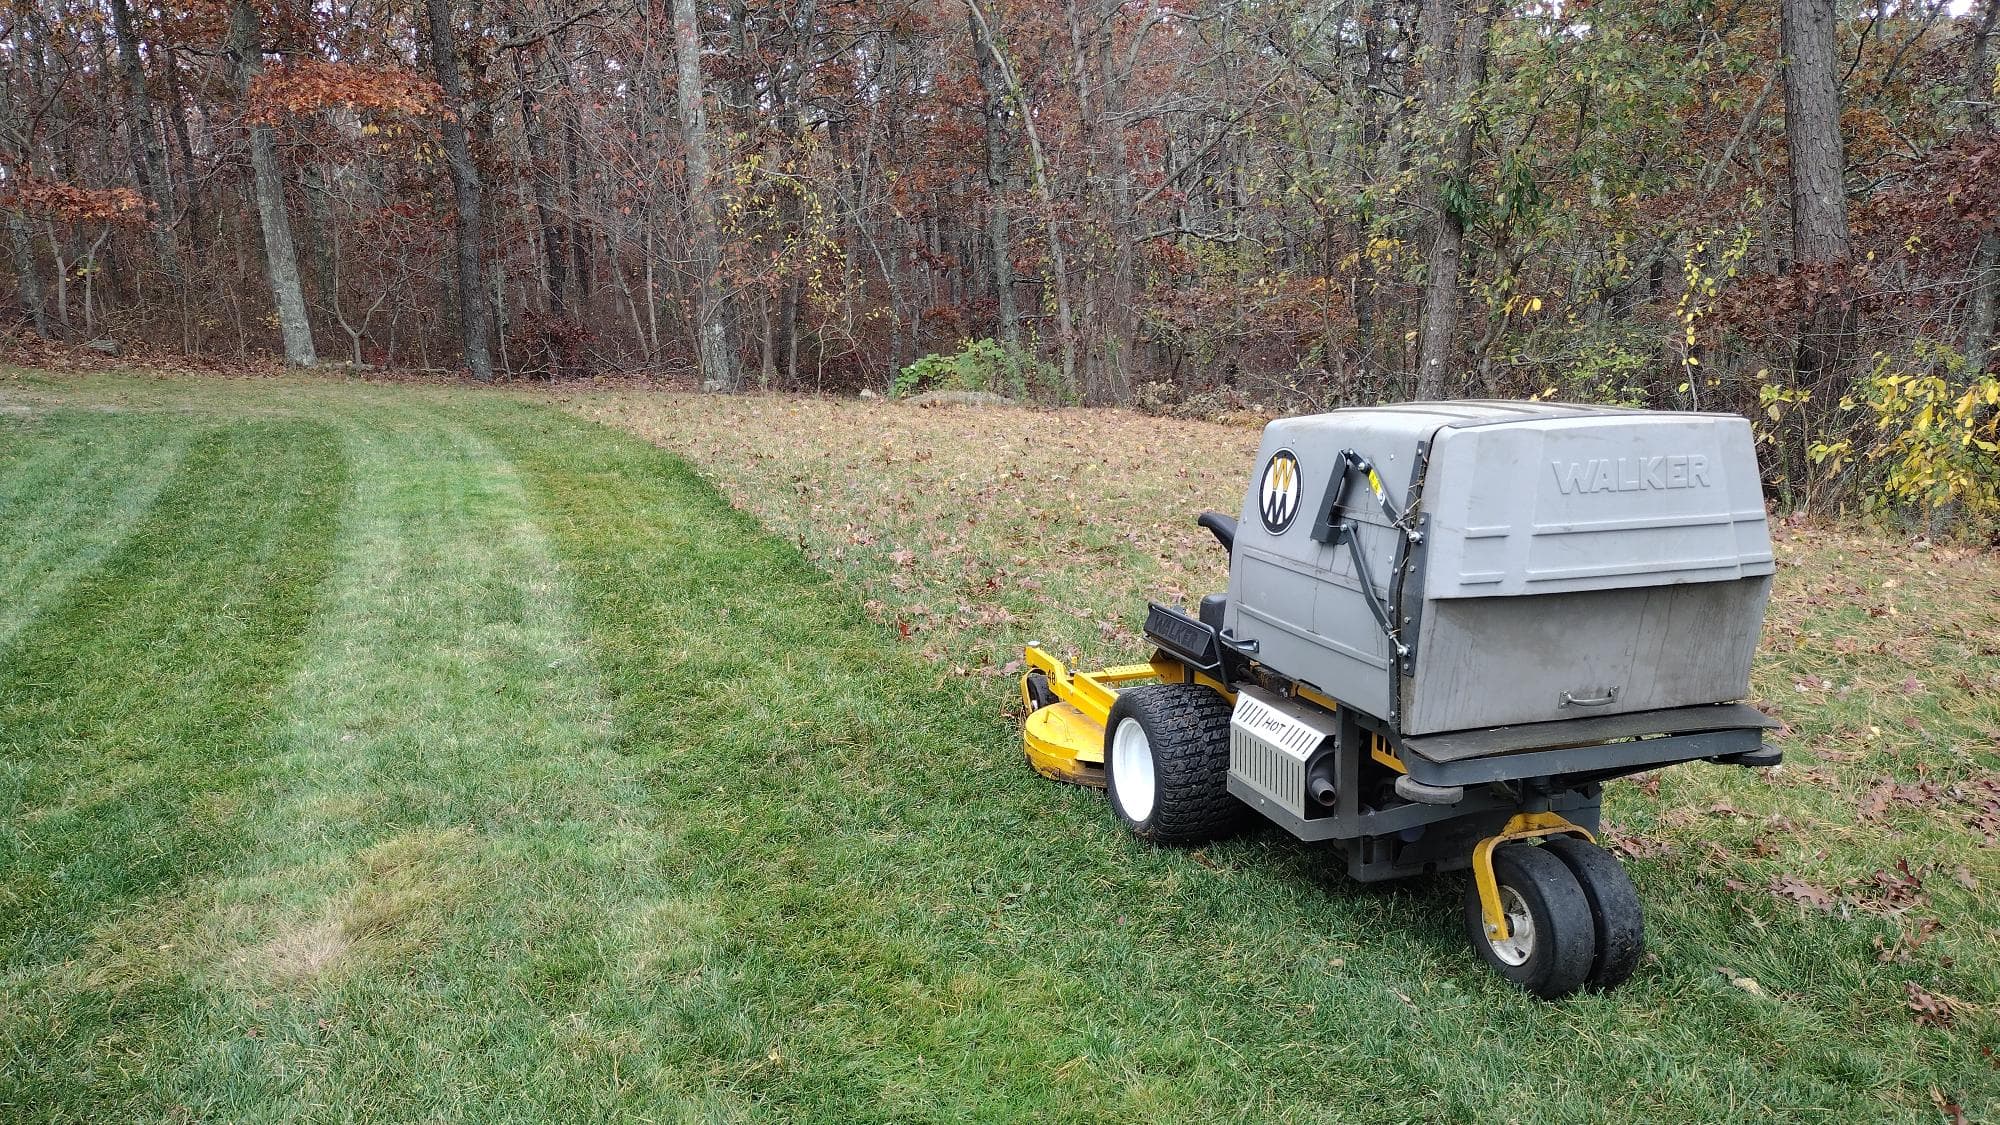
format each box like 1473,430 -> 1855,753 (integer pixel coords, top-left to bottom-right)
1019,645 -> 1234,788
1471,812 -> 1596,943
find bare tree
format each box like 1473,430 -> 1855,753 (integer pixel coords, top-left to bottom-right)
426,0 -> 494,381
967,0 -> 1078,397
968,7 -> 1019,354
106,0 -> 181,283
226,0 -> 315,366
674,0 -> 737,390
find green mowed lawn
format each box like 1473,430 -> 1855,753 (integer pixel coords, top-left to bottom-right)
0,371 -> 1993,1123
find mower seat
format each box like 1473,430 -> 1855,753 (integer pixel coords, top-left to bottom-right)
1198,511 -> 1237,553
1199,593 -> 1227,631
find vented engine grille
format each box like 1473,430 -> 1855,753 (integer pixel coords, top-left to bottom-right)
1228,687 -> 1337,819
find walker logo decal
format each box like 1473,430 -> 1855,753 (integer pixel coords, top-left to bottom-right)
1552,454 -> 1711,495
1259,449 -> 1302,533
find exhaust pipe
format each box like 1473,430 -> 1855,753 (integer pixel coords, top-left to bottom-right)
1306,756 -> 1338,807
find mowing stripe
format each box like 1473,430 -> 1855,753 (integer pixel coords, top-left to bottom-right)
0,420 -> 345,1121
109,408 -> 715,1120
0,420 -> 346,970
0,412 -> 195,652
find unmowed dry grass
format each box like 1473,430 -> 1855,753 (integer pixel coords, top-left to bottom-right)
565,388 -> 2000,1037
561,393 -> 1260,682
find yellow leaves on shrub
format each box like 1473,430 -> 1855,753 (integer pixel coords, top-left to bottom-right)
1850,343 -> 2000,524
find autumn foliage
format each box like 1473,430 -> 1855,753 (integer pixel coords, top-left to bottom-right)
0,179 -> 148,225
245,61 -> 445,125
0,0 -> 1996,528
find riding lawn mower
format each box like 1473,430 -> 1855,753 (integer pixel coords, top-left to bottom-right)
1019,400 -> 1781,999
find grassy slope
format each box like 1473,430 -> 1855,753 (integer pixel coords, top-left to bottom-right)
0,370 -> 1993,1123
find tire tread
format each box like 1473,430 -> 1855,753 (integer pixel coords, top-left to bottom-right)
1462,843 -> 1597,1000
1543,835 -> 1645,991
1105,683 -> 1243,845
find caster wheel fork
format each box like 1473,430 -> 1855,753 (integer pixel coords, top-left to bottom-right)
1465,812 -> 1611,1000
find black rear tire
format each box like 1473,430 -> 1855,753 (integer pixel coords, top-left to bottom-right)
1462,844 -> 1597,1000
1103,683 -> 1242,845
1542,835 -> 1645,991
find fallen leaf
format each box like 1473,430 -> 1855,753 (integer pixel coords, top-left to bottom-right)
1858,781 -> 1895,822
1771,875 -> 1837,911
1930,1087 -> 1968,1125
1877,917 -> 1943,963
1906,981 -> 1959,1028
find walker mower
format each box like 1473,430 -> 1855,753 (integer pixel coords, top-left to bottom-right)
1020,401 -> 1781,999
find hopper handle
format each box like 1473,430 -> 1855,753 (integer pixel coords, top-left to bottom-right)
1312,449 -> 1401,542
1197,511 -> 1237,553
1218,629 -> 1260,654
1559,687 -> 1621,708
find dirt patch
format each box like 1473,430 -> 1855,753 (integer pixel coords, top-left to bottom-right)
254,917 -> 354,982
231,829 -> 475,987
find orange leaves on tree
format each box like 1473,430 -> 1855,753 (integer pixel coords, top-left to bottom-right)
0,178 -> 147,224
246,60 -> 445,125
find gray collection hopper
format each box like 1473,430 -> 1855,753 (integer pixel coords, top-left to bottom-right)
1223,401 -> 1775,736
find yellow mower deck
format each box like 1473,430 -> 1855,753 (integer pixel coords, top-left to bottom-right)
1019,646 -> 1233,788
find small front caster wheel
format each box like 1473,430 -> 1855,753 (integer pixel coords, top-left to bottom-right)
1463,843 -> 1597,1000
1542,835 -> 1645,991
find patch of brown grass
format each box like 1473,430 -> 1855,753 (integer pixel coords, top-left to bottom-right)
255,917 -> 354,982
556,392 -> 1263,692
231,828 -> 476,987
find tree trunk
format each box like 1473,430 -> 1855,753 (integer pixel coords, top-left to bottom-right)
1780,0 -> 1852,384
1967,237 -> 1999,376
967,0 -> 1078,399
510,27 -> 567,316
1349,0 -> 1387,382
227,0 -> 316,366
1414,0 -> 1493,399
1098,17 -> 1138,398
1964,0 -> 1999,374
300,163 -> 339,345
775,0 -> 815,385
164,49 -> 205,251
425,0 -> 494,381
969,9 -> 1019,353
107,0 -> 182,282
7,217 -> 50,338
674,0 -> 738,390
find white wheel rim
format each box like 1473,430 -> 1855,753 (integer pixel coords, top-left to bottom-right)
1488,886 -> 1536,966
1111,718 -> 1156,823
